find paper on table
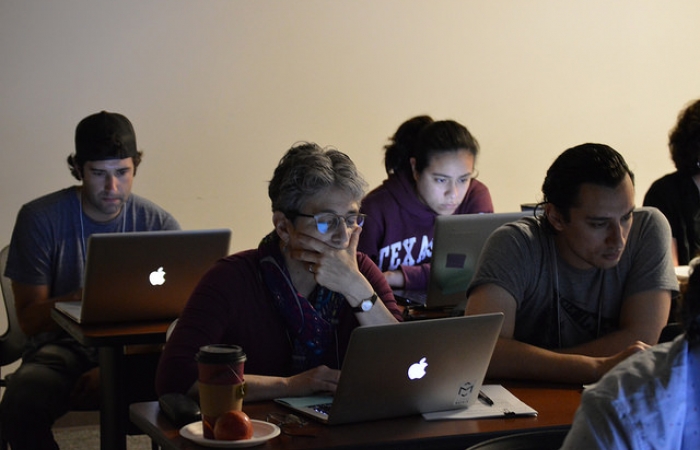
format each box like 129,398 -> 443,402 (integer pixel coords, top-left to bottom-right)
422,385 -> 537,420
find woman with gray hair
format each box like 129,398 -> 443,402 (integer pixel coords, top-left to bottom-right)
156,142 -> 402,402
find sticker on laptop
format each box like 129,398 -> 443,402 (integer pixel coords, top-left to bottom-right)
445,253 -> 467,269
454,381 -> 475,405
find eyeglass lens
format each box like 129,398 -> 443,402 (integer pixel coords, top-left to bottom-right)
315,214 -> 365,234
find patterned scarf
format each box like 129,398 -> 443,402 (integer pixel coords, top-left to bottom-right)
258,232 -> 344,372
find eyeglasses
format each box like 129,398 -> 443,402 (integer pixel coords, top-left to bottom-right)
295,212 -> 366,234
266,412 -> 316,437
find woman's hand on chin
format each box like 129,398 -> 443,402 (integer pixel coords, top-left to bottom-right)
291,228 -> 367,295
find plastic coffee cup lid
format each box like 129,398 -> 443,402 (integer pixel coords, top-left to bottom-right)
196,344 -> 247,364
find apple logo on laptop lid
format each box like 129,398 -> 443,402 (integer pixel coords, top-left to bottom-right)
407,357 -> 428,380
149,267 -> 166,286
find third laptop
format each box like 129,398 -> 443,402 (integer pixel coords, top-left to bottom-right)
394,211 -> 529,309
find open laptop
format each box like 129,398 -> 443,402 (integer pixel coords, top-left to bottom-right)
275,312 -> 504,425
394,211 -> 529,309
54,229 -> 231,324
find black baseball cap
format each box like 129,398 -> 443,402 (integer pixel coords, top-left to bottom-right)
73,111 -> 138,164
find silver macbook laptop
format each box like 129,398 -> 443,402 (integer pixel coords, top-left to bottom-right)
395,211 -> 529,309
275,313 -> 504,425
54,229 -> 231,324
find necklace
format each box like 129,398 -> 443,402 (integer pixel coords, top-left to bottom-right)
78,192 -> 127,263
551,240 -> 603,348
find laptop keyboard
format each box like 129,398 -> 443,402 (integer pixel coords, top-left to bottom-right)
311,402 -> 333,416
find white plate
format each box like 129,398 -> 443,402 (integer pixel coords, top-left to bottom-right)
180,420 -> 280,448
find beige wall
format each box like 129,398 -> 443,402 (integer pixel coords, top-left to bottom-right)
1,0 -> 699,258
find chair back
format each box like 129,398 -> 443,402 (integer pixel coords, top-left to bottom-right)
0,245 -> 27,369
659,322 -> 683,343
465,428 -> 569,450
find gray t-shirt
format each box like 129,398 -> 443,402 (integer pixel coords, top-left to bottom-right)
467,207 -> 678,349
5,186 -> 180,348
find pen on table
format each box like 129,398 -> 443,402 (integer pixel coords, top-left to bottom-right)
478,390 -> 494,406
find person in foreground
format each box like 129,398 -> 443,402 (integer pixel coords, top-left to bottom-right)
156,142 -> 402,402
0,111 -> 180,450
358,116 -> 493,290
561,256 -> 700,449
465,143 -> 678,384
644,98 -> 700,266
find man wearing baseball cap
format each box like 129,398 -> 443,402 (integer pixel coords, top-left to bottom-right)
0,111 -> 180,449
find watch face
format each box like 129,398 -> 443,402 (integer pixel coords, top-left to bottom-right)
361,299 -> 373,311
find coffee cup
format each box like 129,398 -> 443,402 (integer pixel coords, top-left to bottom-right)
196,344 -> 246,439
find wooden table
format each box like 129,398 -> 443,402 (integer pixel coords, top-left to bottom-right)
130,382 -> 582,450
51,308 -> 173,450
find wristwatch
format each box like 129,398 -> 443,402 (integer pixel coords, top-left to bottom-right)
351,293 -> 377,313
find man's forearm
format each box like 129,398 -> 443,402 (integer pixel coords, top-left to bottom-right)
487,337 -> 599,384
557,328 -> 650,358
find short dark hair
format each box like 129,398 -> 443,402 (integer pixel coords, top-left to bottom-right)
669,99 -> 700,176
268,142 -> 367,217
383,117 -> 479,178
541,143 -> 634,223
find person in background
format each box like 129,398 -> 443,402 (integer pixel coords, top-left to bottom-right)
358,116 -> 493,290
561,256 -> 700,449
0,111 -> 180,450
156,143 -> 402,402
644,98 -> 700,266
466,143 -> 677,385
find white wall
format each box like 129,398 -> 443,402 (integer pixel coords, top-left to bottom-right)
1,0 -> 699,257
